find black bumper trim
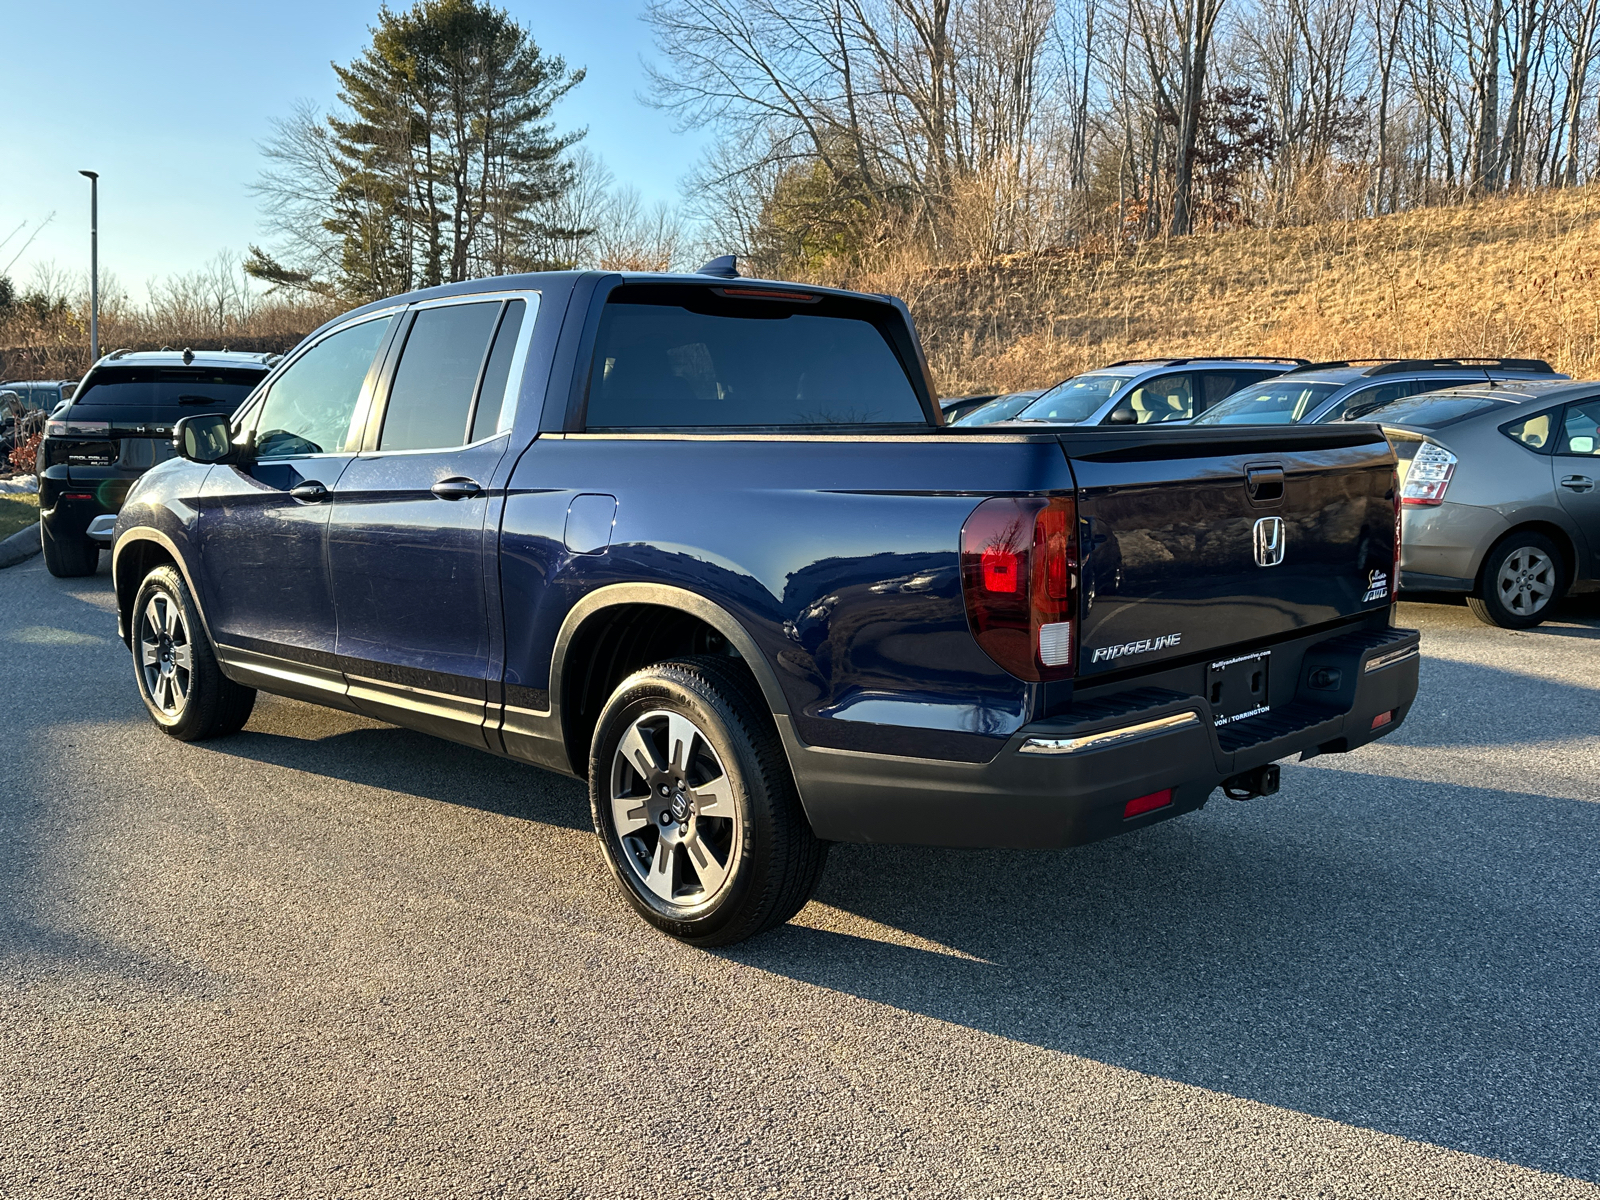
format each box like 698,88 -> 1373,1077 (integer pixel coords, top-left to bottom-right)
787,625 -> 1421,848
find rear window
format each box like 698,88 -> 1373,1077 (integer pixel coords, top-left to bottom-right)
585,290 -> 924,428
1360,393 -> 1507,428
72,366 -> 266,410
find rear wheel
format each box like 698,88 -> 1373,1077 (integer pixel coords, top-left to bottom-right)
41,517 -> 97,577
132,564 -> 256,740
1467,532 -> 1565,629
588,656 -> 827,946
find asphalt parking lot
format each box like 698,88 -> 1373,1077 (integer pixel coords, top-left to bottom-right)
1,554 -> 1597,1199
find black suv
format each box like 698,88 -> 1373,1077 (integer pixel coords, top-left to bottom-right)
38,350 -> 274,576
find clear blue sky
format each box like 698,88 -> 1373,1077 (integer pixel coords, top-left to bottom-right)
0,0 -> 705,296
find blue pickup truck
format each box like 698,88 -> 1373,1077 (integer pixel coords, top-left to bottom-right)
105,268 -> 1419,945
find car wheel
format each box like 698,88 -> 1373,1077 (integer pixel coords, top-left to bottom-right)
132,564 -> 257,740
588,655 -> 828,947
40,518 -> 98,577
1467,532 -> 1565,629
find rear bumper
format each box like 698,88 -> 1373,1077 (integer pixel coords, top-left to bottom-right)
788,625 -> 1420,848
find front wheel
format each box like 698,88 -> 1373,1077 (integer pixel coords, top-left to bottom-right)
1467,532 -> 1565,629
588,656 -> 827,946
132,564 -> 257,740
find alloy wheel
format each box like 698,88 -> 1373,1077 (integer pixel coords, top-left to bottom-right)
610,710 -> 741,909
1495,547 -> 1556,617
138,592 -> 192,718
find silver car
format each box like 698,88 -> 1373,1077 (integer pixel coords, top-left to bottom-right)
1366,380 -> 1600,627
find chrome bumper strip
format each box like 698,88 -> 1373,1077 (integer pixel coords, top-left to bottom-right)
1364,644 -> 1419,673
1019,710 -> 1202,756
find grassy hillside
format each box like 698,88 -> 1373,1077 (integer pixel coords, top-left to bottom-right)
830,187 -> 1600,395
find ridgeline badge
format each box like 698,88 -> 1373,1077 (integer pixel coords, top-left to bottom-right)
1091,632 -> 1183,664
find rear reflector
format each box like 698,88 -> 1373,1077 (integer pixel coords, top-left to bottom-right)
61,492 -> 95,500
1371,710 -> 1393,730
1123,789 -> 1173,819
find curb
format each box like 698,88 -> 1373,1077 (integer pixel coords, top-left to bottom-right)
0,523 -> 41,569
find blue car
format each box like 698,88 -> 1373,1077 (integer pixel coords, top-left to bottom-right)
107,268 -> 1418,945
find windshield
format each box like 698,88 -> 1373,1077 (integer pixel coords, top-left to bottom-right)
1361,393 -> 1508,429
1192,380 -> 1342,424
951,392 -> 1037,425
71,366 -> 267,410
1016,372 -> 1135,423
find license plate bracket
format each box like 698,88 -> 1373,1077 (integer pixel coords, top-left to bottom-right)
1207,650 -> 1271,725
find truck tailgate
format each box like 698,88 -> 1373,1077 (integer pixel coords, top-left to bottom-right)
1064,426 -> 1397,678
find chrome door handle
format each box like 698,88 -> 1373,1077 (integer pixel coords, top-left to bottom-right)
430,477 -> 482,500
1560,475 -> 1594,492
289,481 -> 329,502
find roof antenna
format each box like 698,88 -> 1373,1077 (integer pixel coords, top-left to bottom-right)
182,347 -> 194,364
697,255 -> 739,279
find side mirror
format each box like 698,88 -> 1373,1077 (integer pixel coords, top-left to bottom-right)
1106,406 -> 1137,425
174,413 -> 235,464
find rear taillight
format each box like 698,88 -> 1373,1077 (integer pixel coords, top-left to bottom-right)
1400,441 -> 1456,506
960,495 -> 1078,682
1392,467 -> 1402,580
45,419 -> 109,438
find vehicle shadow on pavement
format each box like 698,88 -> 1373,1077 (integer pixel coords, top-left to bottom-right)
210,723 -> 592,832
1404,589 -> 1600,638
1382,656 -> 1600,747
735,768 -> 1600,1183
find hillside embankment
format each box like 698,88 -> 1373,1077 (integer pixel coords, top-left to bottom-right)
835,187 -> 1600,395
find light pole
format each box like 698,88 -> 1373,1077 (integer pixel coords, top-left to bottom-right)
79,170 -> 99,362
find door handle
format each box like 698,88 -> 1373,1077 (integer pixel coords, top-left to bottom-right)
431,477 -> 482,500
1560,475 -> 1594,492
289,481 -> 328,502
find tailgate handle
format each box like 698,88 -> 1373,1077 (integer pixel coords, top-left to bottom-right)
1246,464 -> 1285,504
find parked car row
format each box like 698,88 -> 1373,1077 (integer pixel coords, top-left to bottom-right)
940,353 -> 1594,629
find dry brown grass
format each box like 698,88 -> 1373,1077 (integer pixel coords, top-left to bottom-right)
813,186 -> 1600,394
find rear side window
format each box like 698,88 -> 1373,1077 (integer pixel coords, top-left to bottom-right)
1502,411 -> 1555,451
71,366 -> 266,410
379,302 -> 503,451
585,292 -> 924,428
1558,399 -> 1600,455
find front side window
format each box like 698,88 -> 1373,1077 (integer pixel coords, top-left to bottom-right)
1559,398 -> 1600,455
1193,380 -> 1342,425
1109,372 -> 1195,423
586,291 -> 924,428
1017,372 -> 1135,423
379,302 -> 503,451
255,315 -> 394,458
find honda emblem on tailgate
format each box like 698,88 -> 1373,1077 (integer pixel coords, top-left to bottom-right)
1253,516 -> 1286,567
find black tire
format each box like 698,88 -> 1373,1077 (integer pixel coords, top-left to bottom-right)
588,655 -> 828,947
1467,531 -> 1566,629
40,518 -> 97,577
131,564 -> 257,740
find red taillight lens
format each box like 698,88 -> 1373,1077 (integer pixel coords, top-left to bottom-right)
960,495 -> 1078,681
1124,788 -> 1173,818
1392,466 -> 1402,582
